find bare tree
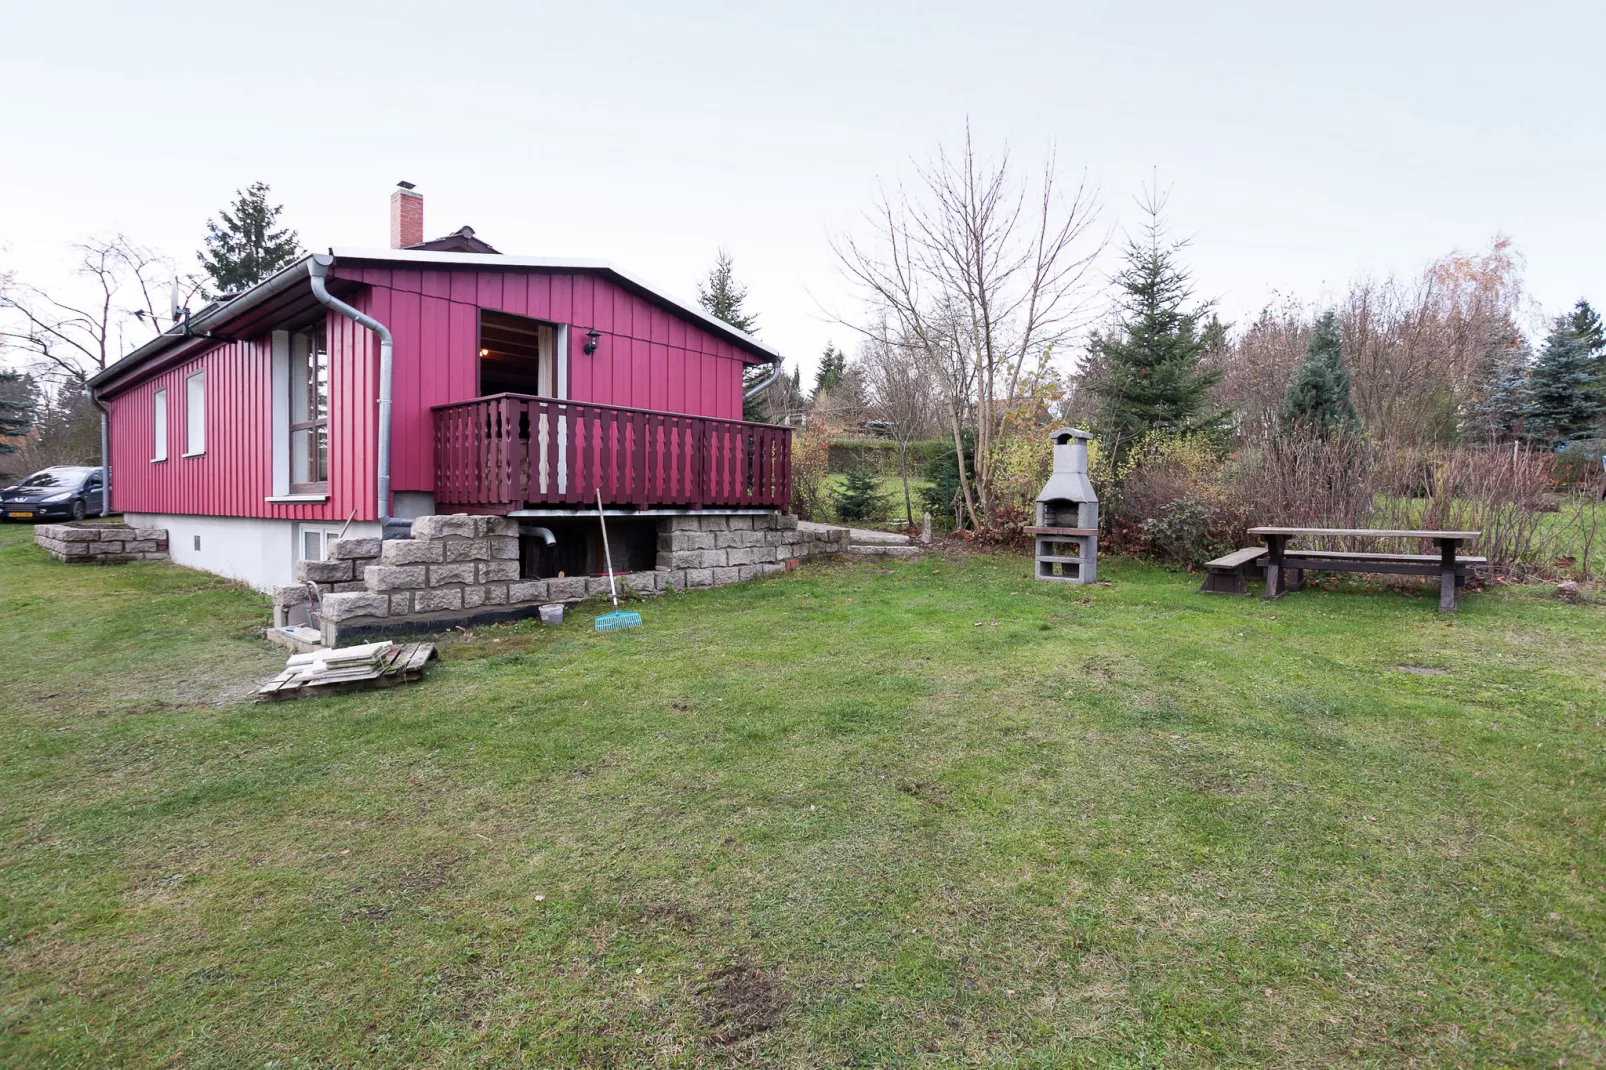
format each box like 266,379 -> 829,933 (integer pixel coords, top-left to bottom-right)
862,329 -> 941,523
835,126 -> 1103,528
0,236 -> 191,386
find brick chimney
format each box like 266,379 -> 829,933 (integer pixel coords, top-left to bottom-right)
389,182 -> 423,249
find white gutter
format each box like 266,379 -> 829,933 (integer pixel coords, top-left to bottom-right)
307,255 -> 403,536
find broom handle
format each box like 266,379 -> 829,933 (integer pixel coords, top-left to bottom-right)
597,490 -> 619,607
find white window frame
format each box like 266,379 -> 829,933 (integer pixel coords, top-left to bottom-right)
152,389 -> 168,462
183,370 -> 206,456
295,523 -> 343,562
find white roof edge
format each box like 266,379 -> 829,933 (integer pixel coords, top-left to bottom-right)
328,246 -> 781,362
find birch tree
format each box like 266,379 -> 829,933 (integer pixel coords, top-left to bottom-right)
835,128 -> 1102,529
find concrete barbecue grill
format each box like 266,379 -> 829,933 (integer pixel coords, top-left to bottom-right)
1028,428 -> 1098,583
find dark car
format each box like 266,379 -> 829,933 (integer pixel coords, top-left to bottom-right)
0,466 -> 106,522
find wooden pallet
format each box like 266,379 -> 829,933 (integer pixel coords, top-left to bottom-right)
257,642 -> 437,701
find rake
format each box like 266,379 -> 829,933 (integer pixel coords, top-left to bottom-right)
593,490 -> 642,632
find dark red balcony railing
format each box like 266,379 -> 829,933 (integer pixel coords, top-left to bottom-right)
432,394 -> 792,511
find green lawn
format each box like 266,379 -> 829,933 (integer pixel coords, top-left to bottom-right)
821,472 -> 933,527
1,523 -> 1603,1068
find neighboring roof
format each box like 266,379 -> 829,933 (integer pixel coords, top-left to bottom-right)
90,248 -> 779,395
406,226 -> 500,254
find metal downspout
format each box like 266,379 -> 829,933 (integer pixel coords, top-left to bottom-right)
743,356 -> 784,401
95,400 -> 111,517
308,254 -> 405,537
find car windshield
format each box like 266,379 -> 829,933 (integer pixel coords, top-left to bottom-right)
14,467 -> 94,489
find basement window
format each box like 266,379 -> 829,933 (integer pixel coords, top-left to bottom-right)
290,328 -> 329,493
297,523 -> 342,561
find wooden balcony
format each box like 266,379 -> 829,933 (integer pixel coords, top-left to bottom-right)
432,394 -> 792,512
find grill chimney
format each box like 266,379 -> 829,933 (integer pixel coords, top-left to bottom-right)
390,181 -> 423,249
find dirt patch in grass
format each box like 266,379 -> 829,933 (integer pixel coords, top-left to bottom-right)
638,901 -> 700,932
897,780 -> 953,811
698,961 -> 788,1046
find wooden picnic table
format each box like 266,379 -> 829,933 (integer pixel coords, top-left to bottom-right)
1247,526 -> 1482,613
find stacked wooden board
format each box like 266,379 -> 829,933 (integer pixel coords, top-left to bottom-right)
257,641 -> 437,701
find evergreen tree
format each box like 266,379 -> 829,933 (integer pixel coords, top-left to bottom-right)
1281,310 -> 1358,434
1528,314 -> 1606,443
813,343 -> 846,398
1466,327 -> 1532,441
0,369 -> 36,458
197,181 -> 302,297
697,249 -> 759,334
1087,198 -> 1224,465
833,466 -> 886,522
1569,298 -> 1606,401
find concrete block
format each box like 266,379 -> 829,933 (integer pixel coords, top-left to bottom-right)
390,593 -> 412,614
624,570 -> 661,595
366,564 -> 427,590
699,549 -> 728,568
713,530 -> 741,549
482,583 -> 509,605
414,587 -> 463,613
485,517 -> 520,537
57,527 -> 101,542
329,537 -> 381,561
444,537 -> 491,561
585,576 -> 614,597
726,515 -> 754,530
758,562 -> 785,576
381,538 -> 443,565
655,551 -> 674,570
329,581 -> 369,593
298,559 -> 353,583
488,536 -> 520,559
668,549 -> 703,569
726,547 -> 758,566
712,566 -> 741,585
686,568 -> 715,587
97,541 -> 123,554
428,562 -> 478,586
479,559 -> 520,582
124,540 -> 158,553
773,513 -> 798,530
273,584 -> 311,607
547,577 -> 587,601
508,580 -> 550,604
667,515 -> 703,531
737,565 -> 759,581
320,592 -> 391,622
133,527 -> 167,541
410,514 -> 480,539
700,515 -> 729,531
462,585 -> 487,609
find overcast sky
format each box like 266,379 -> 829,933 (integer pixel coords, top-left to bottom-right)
1,1 -> 1599,381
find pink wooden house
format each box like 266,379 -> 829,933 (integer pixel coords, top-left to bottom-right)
89,185 -> 788,591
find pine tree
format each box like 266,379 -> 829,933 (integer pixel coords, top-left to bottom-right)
833,466 -> 886,522
1569,299 -> 1606,402
1528,314 -> 1606,443
697,250 -> 758,334
1281,311 -> 1358,434
813,343 -> 847,398
197,181 -> 302,297
1466,328 -> 1532,441
0,369 -> 35,457
1087,197 -> 1224,465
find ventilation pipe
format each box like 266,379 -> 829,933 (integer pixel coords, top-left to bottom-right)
308,254 -> 407,537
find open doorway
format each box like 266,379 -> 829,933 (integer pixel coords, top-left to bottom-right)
479,309 -> 558,397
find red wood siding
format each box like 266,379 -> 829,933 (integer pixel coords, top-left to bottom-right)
334,267 -> 755,493
104,316 -> 378,521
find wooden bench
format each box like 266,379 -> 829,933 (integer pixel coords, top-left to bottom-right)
1248,526 -> 1482,613
1198,546 -> 1267,595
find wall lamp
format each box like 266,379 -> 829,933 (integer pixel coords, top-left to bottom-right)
583,328 -> 601,355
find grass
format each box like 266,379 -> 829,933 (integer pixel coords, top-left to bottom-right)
820,472 -> 933,527
1,523 -> 1604,1067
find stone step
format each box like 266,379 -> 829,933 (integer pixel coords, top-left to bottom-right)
842,544 -> 924,558
846,527 -> 913,546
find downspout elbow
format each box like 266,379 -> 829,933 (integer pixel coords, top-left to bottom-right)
308,255 -> 404,536
743,356 -> 784,402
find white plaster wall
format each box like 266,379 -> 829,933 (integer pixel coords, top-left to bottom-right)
123,513 -> 381,592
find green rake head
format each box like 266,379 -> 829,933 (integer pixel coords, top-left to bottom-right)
594,609 -> 643,632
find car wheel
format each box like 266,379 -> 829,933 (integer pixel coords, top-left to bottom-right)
72,499 -> 86,521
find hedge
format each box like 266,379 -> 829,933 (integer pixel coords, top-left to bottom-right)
827,438 -> 950,474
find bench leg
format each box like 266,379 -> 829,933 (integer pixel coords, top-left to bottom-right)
1287,568 -> 1305,592
1264,562 -> 1284,599
1439,567 -> 1458,613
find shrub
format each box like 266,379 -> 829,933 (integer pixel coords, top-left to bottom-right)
920,433 -> 974,528
1139,497 -> 1233,569
833,467 -> 887,522
790,431 -> 832,521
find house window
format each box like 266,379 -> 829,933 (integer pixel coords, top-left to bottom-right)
479,309 -> 556,396
152,389 -> 167,461
297,523 -> 342,561
184,371 -> 205,455
290,328 -> 329,493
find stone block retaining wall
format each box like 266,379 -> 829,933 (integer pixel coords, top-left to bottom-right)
275,512 -> 851,645
35,523 -> 168,564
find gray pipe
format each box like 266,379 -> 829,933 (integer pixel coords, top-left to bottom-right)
308,255 -> 404,537
95,402 -> 111,517
524,526 -> 556,546
743,356 -> 784,402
